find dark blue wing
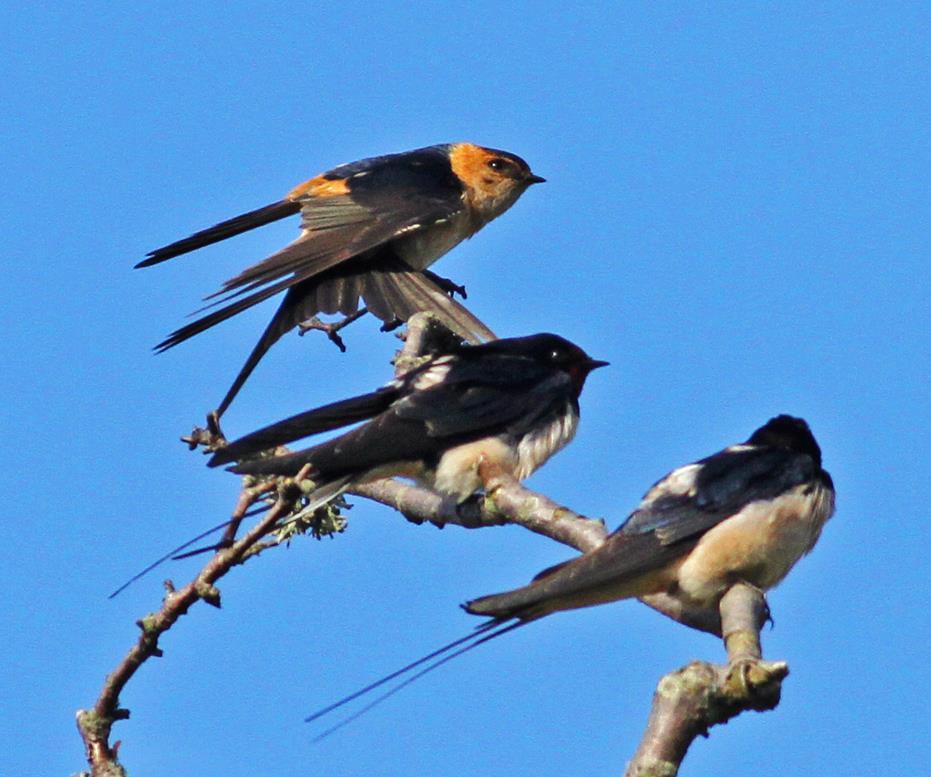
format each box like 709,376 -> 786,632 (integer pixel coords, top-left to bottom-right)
231,358 -> 570,479
395,360 -> 570,438
620,447 -> 816,544
208,386 -> 400,467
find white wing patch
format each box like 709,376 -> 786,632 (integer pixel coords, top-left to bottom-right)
410,357 -> 454,390
640,463 -> 702,506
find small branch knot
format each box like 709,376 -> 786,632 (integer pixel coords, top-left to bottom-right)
195,581 -> 222,608
721,659 -> 789,713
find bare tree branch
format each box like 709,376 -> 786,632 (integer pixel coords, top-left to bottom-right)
351,472 -> 609,550
623,584 -> 788,777
77,315 -> 791,776
76,473 -> 310,776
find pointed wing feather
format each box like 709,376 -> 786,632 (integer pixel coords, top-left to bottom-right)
209,387 -> 399,467
138,200 -> 301,267
232,358 -> 569,479
206,147 -> 466,300
205,201 -> 409,301
467,447 -> 817,618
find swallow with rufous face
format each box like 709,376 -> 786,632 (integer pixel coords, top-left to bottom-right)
302,415 -> 834,737
209,333 -> 607,512
139,143 -> 545,416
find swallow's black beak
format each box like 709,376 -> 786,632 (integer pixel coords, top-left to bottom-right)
525,173 -> 546,185
585,359 -> 609,371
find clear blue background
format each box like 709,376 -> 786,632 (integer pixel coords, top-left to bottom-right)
2,3 -> 928,775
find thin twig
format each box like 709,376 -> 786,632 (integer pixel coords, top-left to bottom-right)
76,470 -> 309,776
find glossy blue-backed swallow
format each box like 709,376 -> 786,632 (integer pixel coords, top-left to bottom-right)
106,334 -> 605,599
209,333 -> 607,509
465,414 -> 834,620
303,415 -> 834,737
138,143 -> 545,416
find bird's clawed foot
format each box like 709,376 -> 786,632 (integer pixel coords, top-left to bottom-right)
182,411 -> 227,452
379,317 -> 404,333
734,579 -> 773,628
723,657 -> 789,710
423,270 -> 467,299
298,308 -> 370,352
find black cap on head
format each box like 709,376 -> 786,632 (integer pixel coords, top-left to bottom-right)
747,415 -> 822,466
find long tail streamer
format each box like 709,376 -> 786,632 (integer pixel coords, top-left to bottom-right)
307,619 -> 528,740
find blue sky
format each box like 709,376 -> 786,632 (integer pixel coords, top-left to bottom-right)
2,3 -> 929,775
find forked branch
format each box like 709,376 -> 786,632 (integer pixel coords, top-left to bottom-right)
76,474 -> 309,776
77,315 -> 788,776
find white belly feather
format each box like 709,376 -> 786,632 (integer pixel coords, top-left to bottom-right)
428,405 -> 579,502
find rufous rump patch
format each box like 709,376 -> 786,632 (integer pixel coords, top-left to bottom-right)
287,174 -> 351,200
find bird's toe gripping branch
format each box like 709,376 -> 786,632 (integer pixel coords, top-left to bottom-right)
298,308 -> 370,352
422,269 -> 467,299
718,583 -> 785,703
182,411 -> 228,452
624,583 -> 789,777
722,658 -> 789,707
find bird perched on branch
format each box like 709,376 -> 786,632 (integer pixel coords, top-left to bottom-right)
139,142 -> 545,416
303,415 -> 835,736
209,333 -> 607,510
465,414 -> 835,621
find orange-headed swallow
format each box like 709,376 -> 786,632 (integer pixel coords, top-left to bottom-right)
303,415 -> 834,736
209,333 -> 607,509
139,143 -> 545,416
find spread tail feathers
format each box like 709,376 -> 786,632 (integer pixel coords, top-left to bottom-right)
370,267 -> 497,344
305,619 -> 527,741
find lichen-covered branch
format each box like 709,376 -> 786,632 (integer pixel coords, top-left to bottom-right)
623,584 -> 789,777
78,316 -> 790,776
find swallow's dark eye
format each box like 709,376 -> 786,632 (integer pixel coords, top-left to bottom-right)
487,158 -> 513,173
549,349 -> 564,362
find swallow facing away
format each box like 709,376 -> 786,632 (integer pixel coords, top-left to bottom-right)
208,333 -> 607,511
303,415 -> 834,737
464,414 -> 835,620
139,143 -> 545,416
